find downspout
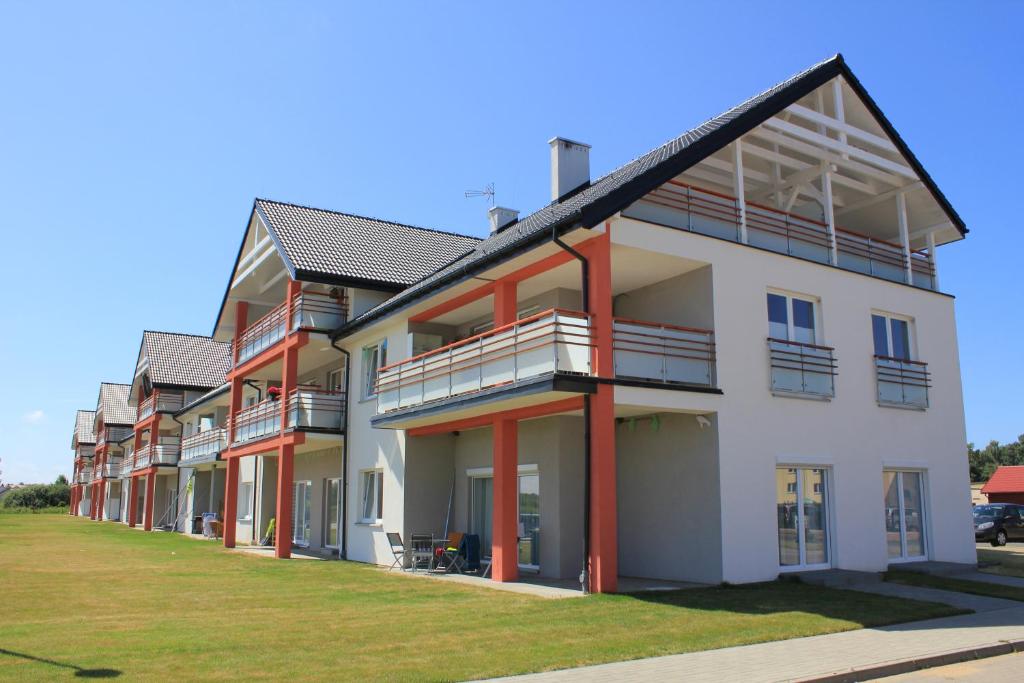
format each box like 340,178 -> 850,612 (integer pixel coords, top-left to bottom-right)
551,224 -> 591,594
330,337 -> 352,561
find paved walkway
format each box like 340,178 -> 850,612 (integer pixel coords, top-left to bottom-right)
489,580 -> 1024,682
880,651 -> 1024,682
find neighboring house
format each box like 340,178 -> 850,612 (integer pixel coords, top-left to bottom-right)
68,53 -> 976,593
83,384 -> 136,522
68,409 -> 96,516
981,467 -> 1024,505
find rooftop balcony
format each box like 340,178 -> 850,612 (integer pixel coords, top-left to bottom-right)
234,291 -> 348,367
875,355 -> 930,409
628,182 -> 937,290
134,443 -> 180,470
229,387 -> 345,446
180,427 -> 227,465
137,391 -> 185,421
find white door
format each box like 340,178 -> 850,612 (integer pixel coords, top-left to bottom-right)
776,467 -> 831,570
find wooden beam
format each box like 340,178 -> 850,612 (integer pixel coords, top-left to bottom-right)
785,102 -> 898,154
821,164 -> 838,265
700,154 -> 772,186
733,140 -> 748,243
750,128 -> 905,188
897,191 -> 913,284
743,140 -> 875,195
927,231 -> 939,290
835,181 -> 924,217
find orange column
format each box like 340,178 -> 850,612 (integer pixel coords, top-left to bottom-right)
491,417 -> 519,582
97,479 -> 106,521
275,444 -> 294,559
223,457 -> 239,548
128,476 -> 138,527
493,281 -> 518,327
583,230 -> 618,593
143,474 -> 156,531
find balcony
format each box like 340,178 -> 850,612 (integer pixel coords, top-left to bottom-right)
97,426 -> 133,444
629,182 -> 937,290
230,400 -> 282,445
612,318 -> 716,387
74,471 -> 90,484
287,387 -> 345,432
181,427 -> 228,464
234,291 -> 348,366
768,338 -> 837,398
376,309 -> 593,414
134,443 -> 181,470
77,445 -> 96,459
101,461 -> 122,478
875,356 -> 930,409
137,392 -> 185,421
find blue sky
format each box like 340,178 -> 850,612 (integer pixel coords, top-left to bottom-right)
0,2 -> 1020,483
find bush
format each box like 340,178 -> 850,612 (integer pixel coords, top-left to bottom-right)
1,482 -> 71,510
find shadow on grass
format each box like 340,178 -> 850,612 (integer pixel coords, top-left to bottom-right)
0,648 -> 121,678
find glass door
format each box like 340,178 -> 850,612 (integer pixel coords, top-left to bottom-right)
776,467 -> 830,569
518,473 -> 540,569
884,471 -> 927,561
324,479 -> 340,549
292,481 -> 312,547
470,476 -> 493,556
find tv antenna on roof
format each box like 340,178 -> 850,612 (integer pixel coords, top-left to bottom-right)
464,182 -> 495,207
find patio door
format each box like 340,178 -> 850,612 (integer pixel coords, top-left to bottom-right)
292,481 -> 312,547
884,471 -> 927,561
469,467 -> 540,570
776,467 -> 830,570
324,478 -> 341,550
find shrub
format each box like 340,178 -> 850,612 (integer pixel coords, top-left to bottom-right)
1,482 -> 71,510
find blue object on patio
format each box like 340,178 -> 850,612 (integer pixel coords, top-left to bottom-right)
463,534 -> 481,572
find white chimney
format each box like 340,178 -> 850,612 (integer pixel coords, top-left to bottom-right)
488,206 -> 519,234
549,137 -> 591,201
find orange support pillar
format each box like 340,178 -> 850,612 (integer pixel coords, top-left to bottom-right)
275,444 -> 294,559
143,473 -> 156,531
494,281 -> 517,327
90,483 -> 98,520
491,417 -> 519,582
96,479 -> 106,521
128,476 -> 138,527
223,457 -> 239,548
583,229 -> 618,593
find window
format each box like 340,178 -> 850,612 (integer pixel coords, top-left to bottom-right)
327,368 -> 345,394
359,470 -> 384,523
884,471 -> 927,561
777,467 -> 830,569
872,313 -> 913,361
767,292 -> 834,398
324,478 -> 341,548
767,292 -> 818,344
362,340 -> 387,399
292,481 -> 312,546
237,482 -> 253,522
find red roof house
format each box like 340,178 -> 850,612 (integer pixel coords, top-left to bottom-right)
981,466 -> 1024,504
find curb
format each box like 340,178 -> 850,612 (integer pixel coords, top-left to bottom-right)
797,638 -> 1024,682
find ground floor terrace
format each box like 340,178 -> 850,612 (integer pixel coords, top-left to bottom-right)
0,513 -> 964,680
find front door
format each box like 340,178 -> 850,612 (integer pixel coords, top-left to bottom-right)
883,470 -> 926,561
292,481 -> 312,547
776,467 -> 830,570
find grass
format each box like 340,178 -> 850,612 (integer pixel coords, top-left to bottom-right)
0,506 -> 68,515
0,516 -> 960,681
977,545 -> 1024,579
886,568 -> 1024,603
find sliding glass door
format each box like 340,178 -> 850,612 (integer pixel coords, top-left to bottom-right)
884,471 -> 926,561
324,478 -> 340,550
469,469 -> 540,570
776,467 -> 830,569
292,481 -> 312,547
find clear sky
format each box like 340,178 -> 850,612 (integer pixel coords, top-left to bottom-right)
0,2 -> 1020,483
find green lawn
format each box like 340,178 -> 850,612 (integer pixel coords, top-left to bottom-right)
0,516 -> 959,681
977,545 -> 1024,579
886,568 -> 1024,603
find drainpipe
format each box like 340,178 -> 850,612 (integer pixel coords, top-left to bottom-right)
243,379 -> 263,402
330,338 -> 352,561
551,224 -> 591,594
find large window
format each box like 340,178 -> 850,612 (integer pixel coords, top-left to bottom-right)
324,478 -> 341,549
292,481 -> 312,546
872,313 -> 913,360
884,471 -> 927,561
361,341 -> 387,399
768,292 -> 817,344
237,482 -> 253,522
359,469 -> 384,524
872,313 -> 927,408
776,467 -> 830,569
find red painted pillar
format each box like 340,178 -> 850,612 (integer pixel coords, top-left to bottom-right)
89,483 -> 97,520
143,473 -> 156,531
583,229 -> 618,593
70,486 -> 77,515
223,457 -> 239,548
493,281 -> 518,327
97,479 -> 106,521
491,417 -> 519,582
275,444 -> 294,559
128,476 -> 138,527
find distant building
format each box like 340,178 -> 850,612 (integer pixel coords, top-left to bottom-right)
981,467 -> 1024,505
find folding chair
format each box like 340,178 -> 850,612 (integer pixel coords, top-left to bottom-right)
441,532 -> 465,573
409,533 -> 434,572
386,532 -> 407,571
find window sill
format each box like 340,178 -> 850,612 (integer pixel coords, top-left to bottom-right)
770,390 -> 833,402
877,401 -> 928,412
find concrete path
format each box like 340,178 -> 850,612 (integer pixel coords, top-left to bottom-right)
846,581 -> 1020,613
489,601 -> 1024,682
879,651 -> 1024,682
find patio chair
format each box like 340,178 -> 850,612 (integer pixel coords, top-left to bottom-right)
441,531 -> 465,573
386,532 -> 407,571
409,533 -> 435,572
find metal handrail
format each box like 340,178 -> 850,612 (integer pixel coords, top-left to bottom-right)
286,387 -> 346,431
875,355 -> 930,408
291,291 -> 349,332
134,443 -> 181,469
229,399 -> 283,444
181,427 -> 228,462
612,318 -> 716,387
235,301 -> 289,365
768,337 -> 838,397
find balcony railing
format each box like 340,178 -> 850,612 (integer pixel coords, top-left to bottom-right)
97,426 -> 133,444
287,386 -> 345,431
77,445 -> 96,459
138,392 -> 185,421
612,318 -> 716,387
230,400 -> 282,445
181,427 -> 228,463
234,291 -> 349,366
376,309 -> 593,414
134,443 -> 181,470
875,356 -> 930,409
74,471 -> 90,484
631,181 -> 937,290
101,461 -> 122,478
768,338 -> 837,398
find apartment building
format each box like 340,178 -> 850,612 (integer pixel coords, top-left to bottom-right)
88,383 -> 135,522
70,410 -> 96,516
69,54 -> 975,593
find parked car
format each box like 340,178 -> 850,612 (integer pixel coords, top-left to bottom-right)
974,504 -> 1024,546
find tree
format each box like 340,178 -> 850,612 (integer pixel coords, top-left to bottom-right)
54,474 -> 68,485
968,435 -> 1024,482
0,482 -> 70,509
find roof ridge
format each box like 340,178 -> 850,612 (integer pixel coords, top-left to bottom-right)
99,382 -> 131,388
143,329 -> 226,342
255,197 -> 482,242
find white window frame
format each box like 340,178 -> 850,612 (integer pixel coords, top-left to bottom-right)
292,480 -> 313,547
777,465 -> 833,572
358,469 -> 384,524
767,289 -> 823,344
237,481 -> 254,522
884,469 -> 929,563
327,368 -> 345,394
871,310 -> 917,361
361,340 -> 387,400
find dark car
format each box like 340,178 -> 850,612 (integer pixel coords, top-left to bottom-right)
974,504 -> 1024,546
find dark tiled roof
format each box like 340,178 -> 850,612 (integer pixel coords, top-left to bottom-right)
141,331 -> 230,390
73,410 -> 97,447
97,383 -> 136,426
254,199 -> 482,288
335,54 -> 966,337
